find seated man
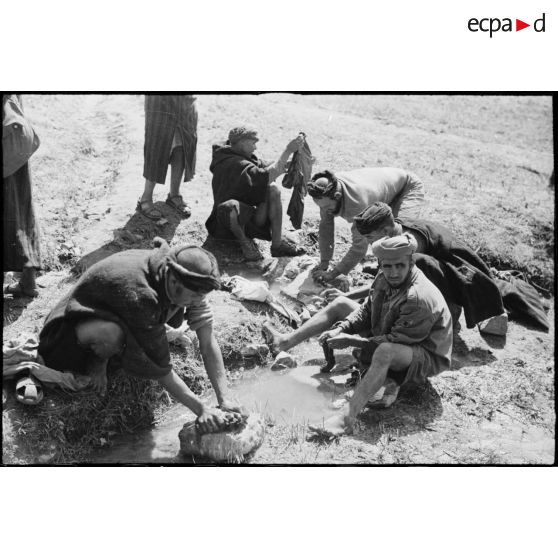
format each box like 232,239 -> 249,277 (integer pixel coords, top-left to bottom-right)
309,234 -> 452,436
38,238 -> 241,434
205,126 -> 306,261
308,167 -> 425,283
351,202 -> 510,332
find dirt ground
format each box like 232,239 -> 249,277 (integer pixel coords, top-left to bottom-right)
2,94 -> 555,464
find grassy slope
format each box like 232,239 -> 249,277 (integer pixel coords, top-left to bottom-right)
2,94 -> 555,464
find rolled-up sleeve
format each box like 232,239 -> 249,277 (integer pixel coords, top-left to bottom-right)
334,223 -> 369,275
185,297 -> 214,331
338,296 -> 372,335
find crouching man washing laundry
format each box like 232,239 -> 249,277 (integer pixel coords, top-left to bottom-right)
38,238 -> 241,433
308,167 -> 425,284
307,234 -> 453,437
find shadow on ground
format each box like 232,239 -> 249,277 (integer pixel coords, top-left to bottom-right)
72,202 -> 182,274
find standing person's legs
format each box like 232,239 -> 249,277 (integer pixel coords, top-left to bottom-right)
263,296 -> 359,352
138,179 -> 162,220
169,146 -> 185,197
166,146 -> 191,218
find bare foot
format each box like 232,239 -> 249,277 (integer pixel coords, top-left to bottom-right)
262,321 -> 288,354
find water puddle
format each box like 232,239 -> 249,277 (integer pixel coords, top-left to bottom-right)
90,357 -> 352,464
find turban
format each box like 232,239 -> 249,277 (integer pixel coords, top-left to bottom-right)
167,245 -> 221,293
227,126 -> 259,145
353,202 -> 394,235
372,234 -> 418,260
307,170 -> 338,199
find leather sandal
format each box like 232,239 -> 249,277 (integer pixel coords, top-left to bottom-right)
136,199 -> 162,221
165,195 -> 191,219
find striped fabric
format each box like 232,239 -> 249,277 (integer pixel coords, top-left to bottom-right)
143,95 -> 198,184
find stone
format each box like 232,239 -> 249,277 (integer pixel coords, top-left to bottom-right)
271,351 -> 298,371
179,413 -> 265,463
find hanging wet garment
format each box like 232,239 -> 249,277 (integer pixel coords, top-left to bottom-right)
282,134 -> 313,229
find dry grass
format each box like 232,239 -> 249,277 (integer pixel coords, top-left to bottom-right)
3,94 -> 554,465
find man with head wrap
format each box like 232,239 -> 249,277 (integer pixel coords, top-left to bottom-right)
307,167 -> 425,284
351,202 -> 513,333
206,126 -> 306,261
38,238 -> 241,433
308,234 -> 452,437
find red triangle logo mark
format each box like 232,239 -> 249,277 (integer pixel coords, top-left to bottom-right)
516,19 -> 530,31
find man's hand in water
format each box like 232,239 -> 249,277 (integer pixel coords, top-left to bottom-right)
219,398 -> 247,417
326,333 -> 365,350
197,406 -> 227,434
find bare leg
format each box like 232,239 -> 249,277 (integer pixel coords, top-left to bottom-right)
315,342 -> 413,436
228,207 -> 250,243
75,319 -> 125,395
253,183 -> 282,250
169,146 -> 185,197
140,179 -> 157,204
263,296 -> 359,352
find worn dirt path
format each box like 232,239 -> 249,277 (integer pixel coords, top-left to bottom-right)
3,94 -> 554,464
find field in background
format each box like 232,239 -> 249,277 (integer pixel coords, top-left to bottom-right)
2,94 -> 554,464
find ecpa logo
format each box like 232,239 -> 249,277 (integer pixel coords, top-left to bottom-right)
468,13 -> 546,37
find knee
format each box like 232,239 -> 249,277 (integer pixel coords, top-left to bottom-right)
217,200 -> 239,225
76,319 -> 125,359
373,342 -> 396,365
268,183 -> 282,204
330,296 -> 356,319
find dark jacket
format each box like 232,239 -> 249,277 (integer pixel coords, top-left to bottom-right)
38,243 -> 212,379
400,218 -> 548,331
205,143 -> 270,237
339,266 -> 453,378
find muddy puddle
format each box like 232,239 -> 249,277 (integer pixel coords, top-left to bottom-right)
90,351 -> 353,464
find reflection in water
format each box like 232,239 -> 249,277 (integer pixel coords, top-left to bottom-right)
90,363 -> 349,464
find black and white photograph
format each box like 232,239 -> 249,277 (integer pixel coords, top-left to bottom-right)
2,93 -> 554,465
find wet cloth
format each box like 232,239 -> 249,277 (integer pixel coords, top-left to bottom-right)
399,218 -> 537,329
282,135 -> 313,229
337,266 -> 452,385
143,95 -> 198,184
319,167 -> 425,275
226,276 -> 300,326
206,143 -> 271,239
38,241 -> 213,380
